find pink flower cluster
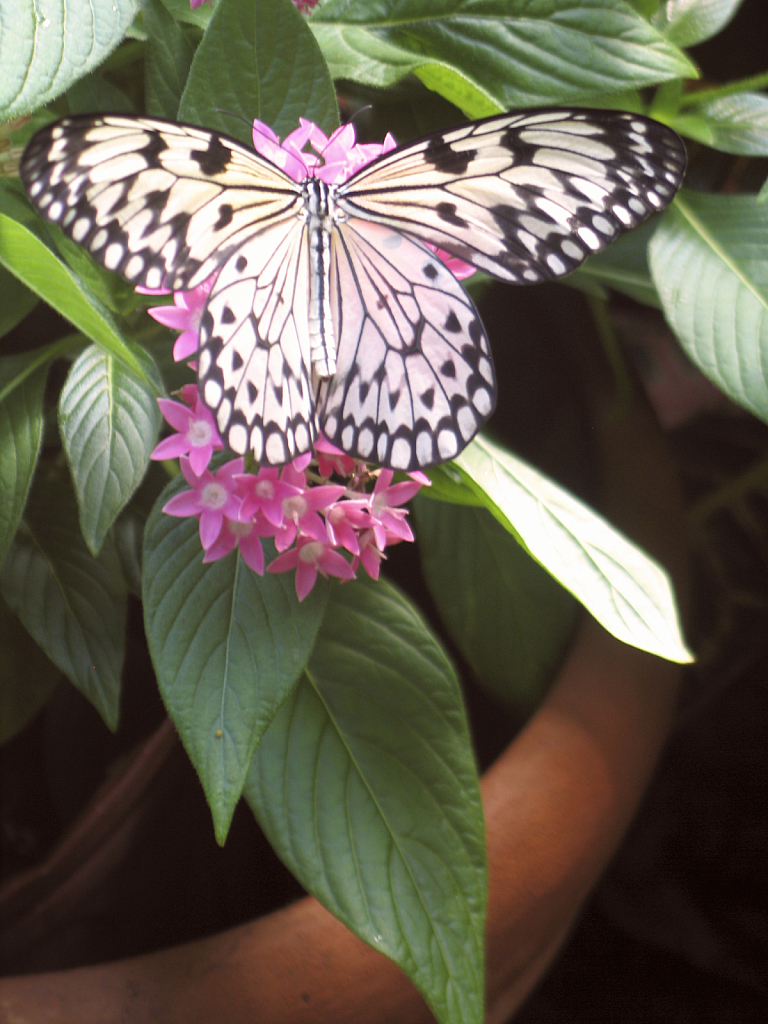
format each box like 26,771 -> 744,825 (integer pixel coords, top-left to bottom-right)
144,114 -> 476,598
151,386 -> 426,599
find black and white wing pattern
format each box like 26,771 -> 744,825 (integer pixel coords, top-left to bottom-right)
319,220 -> 494,468
20,109 -> 686,470
20,115 -> 303,293
338,107 -> 685,285
197,216 -> 314,466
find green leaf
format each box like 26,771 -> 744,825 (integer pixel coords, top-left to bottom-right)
649,192 -> 768,426
142,479 -> 328,842
311,0 -> 695,117
145,0 -> 198,119
159,0 -> 215,30
574,218 -> 662,307
653,0 -> 745,47
0,183 -> 149,383
0,264 -> 37,339
453,434 -> 692,663
0,0 -> 140,120
414,498 -> 577,710
0,351 -> 48,566
59,344 -> 163,556
0,600 -> 59,745
0,467 -> 127,730
66,71 -> 135,114
179,0 -> 338,145
245,579 -> 486,1024
674,92 -> 768,156
759,175 -> 768,204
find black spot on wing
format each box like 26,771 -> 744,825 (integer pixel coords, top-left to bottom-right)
422,262 -> 439,281
221,306 -> 236,325
420,387 -> 435,411
192,136 -> 232,176
424,137 -> 477,175
214,203 -> 234,230
436,201 -> 469,228
236,255 -> 248,272
440,359 -> 456,379
246,380 -> 259,403
444,310 -> 461,333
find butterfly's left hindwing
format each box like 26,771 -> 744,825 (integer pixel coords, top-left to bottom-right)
198,217 -> 316,465
319,220 -> 495,471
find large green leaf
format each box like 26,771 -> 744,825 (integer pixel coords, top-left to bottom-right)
653,0 -> 745,47
59,344 -> 163,556
142,478 -> 328,841
0,351 -> 48,566
179,0 -> 338,145
144,0 -> 198,118
0,468 -> 127,730
673,92 -> 768,156
0,264 -> 37,339
649,192 -> 768,425
311,0 -> 695,118
245,579 -> 486,1024
453,435 -> 692,662
414,498 -> 577,709
0,0 -> 139,120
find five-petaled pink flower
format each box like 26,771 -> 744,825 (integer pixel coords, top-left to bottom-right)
152,385 -> 224,475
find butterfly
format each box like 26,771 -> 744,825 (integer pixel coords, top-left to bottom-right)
20,108 -> 685,471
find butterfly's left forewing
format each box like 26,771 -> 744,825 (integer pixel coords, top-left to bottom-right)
20,115 -> 303,292
319,219 -> 495,471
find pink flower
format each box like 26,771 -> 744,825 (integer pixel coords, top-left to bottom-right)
352,529 -> 386,581
203,517 -> 266,575
152,389 -> 224,475
163,456 -> 243,550
250,117 -> 397,187
146,277 -> 215,362
269,536 -> 355,601
325,502 -> 361,556
275,483 -> 347,551
235,466 -> 301,526
314,434 -> 356,478
346,469 -> 423,550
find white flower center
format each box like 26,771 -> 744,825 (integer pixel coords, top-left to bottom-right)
284,495 -> 308,520
187,418 -> 213,447
201,482 -> 229,510
298,541 -> 324,565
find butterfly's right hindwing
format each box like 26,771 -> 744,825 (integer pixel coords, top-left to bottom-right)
20,115 -> 302,292
319,219 -> 496,471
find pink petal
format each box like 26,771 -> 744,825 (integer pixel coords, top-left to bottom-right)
295,560 -> 318,601
151,434 -> 190,461
163,490 -> 203,517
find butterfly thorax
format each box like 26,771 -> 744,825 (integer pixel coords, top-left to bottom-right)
303,178 -> 337,379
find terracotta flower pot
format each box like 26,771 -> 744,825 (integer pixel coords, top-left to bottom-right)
0,381 -> 687,1023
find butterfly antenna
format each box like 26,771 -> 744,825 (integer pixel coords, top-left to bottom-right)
215,109 -> 256,133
